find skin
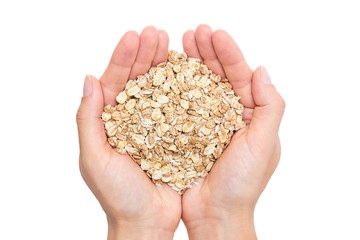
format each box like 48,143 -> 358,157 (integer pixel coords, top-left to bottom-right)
77,26 -> 181,240
76,24 -> 285,239
181,24 -> 285,240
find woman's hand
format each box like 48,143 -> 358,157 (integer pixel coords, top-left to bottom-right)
181,25 -> 285,240
76,26 -> 181,240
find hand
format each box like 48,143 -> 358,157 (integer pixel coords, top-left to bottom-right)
76,26 -> 181,240
181,25 -> 285,239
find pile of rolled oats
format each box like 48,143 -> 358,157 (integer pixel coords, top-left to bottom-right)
102,50 -> 245,194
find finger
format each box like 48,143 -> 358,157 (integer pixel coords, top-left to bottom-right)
129,26 -> 159,79
101,31 -> 140,105
152,30 -> 169,66
182,30 -> 202,60
249,67 -> 285,136
76,75 -> 109,155
212,30 -> 255,107
195,24 -> 225,77
242,107 -> 253,121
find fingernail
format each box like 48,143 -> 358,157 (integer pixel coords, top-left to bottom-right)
83,75 -> 92,96
261,67 -> 272,85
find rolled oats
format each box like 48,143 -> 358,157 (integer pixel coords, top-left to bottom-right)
102,50 -> 246,194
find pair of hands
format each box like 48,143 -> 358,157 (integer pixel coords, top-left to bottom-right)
76,25 -> 285,240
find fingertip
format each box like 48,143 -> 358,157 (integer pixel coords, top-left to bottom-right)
211,30 -> 233,55
144,25 -> 157,31
158,29 -> 169,53
252,66 -> 285,110
85,74 -> 98,81
183,30 -> 195,44
82,75 -> 99,98
248,67 -> 285,135
158,29 -> 169,41
152,29 -> 169,66
123,30 -> 140,42
253,66 -> 262,77
212,29 -> 229,42
139,26 -> 159,53
78,74 -> 104,120
86,75 -> 103,101
259,67 -> 286,111
260,66 -> 272,85
251,66 -> 265,105
124,30 -> 141,48
83,75 -> 93,97
139,26 -> 158,48
89,74 -> 101,89
196,24 -> 213,34
140,26 -> 158,38
195,24 -> 213,44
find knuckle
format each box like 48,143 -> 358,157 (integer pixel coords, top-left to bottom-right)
271,96 -> 286,114
277,96 -> 286,109
76,106 -> 86,126
76,99 -> 85,125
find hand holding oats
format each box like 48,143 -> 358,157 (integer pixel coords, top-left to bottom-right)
77,24 -> 285,240
180,25 -> 285,240
76,27 -> 181,240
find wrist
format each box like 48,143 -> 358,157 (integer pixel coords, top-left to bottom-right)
107,216 -> 175,240
185,206 -> 257,240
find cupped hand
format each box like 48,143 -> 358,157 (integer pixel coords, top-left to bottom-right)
76,26 -> 181,240
181,25 -> 285,239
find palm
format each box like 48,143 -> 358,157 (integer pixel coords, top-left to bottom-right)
95,143 -> 181,226
182,119 -> 279,212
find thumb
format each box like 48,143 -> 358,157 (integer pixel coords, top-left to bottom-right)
249,67 -> 285,136
76,75 -> 107,153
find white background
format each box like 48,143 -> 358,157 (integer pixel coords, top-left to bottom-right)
1,0 -> 359,239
